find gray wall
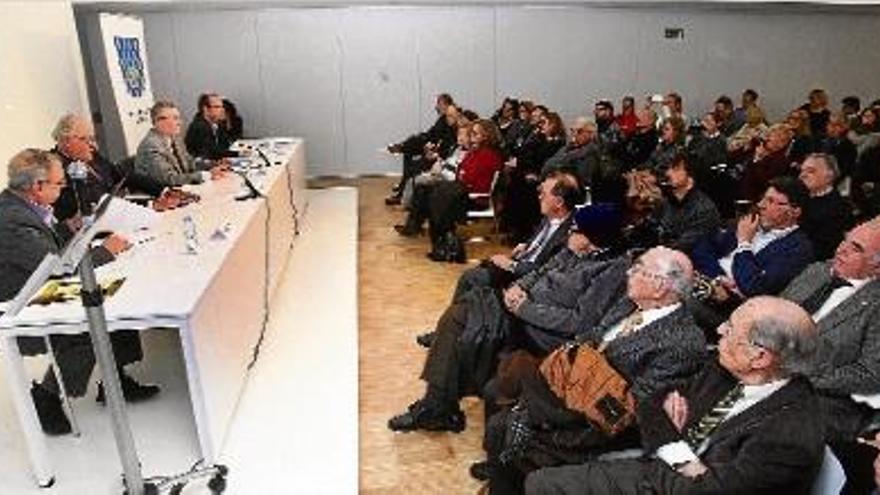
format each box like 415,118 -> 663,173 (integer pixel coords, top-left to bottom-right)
136,5 -> 880,176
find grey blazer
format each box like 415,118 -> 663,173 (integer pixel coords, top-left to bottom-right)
134,128 -> 206,188
580,301 -> 708,400
0,190 -> 111,302
516,250 -> 629,354
781,261 -> 880,394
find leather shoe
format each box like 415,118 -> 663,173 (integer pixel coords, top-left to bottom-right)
384,195 -> 402,206
97,373 -> 160,404
388,400 -> 465,433
30,382 -> 72,436
394,224 -> 420,237
415,331 -> 436,348
469,460 -> 493,481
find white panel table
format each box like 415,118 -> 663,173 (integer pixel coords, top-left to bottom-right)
0,138 -> 307,488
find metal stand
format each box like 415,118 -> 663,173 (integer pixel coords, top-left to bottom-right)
78,252 -> 228,494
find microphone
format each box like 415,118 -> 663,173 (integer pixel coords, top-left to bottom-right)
66,160 -> 91,216
234,170 -> 264,201
255,147 -> 272,168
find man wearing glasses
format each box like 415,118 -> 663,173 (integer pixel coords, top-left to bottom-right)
0,149 -> 150,435
185,92 -> 236,161
690,176 -> 814,331
526,296 -> 824,494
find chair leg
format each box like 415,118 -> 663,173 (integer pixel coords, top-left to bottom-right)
43,337 -> 80,437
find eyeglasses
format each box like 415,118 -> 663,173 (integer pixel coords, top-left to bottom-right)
760,195 -> 791,208
626,264 -> 666,282
39,178 -> 67,188
70,135 -> 96,144
717,321 -> 765,350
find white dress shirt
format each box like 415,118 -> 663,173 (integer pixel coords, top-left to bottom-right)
718,225 -> 798,279
812,276 -> 871,322
600,303 -> 681,346
656,378 -> 789,466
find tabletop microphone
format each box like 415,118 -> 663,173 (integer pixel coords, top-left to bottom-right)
67,160 -> 91,216
255,147 -> 272,168
234,170 -> 264,201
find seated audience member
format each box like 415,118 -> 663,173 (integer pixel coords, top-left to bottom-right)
714,95 -> 740,137
0,149 -> 156,435
504,101 -> 536,155
445,171 -> 580,306
400,124 -> 470,209
594,99 -> 622,149
781,219 -> 880,493
525,296 -> 823,495
849,107 -> 880,160
644,116 -> 684,173
725,105 -> 768,163
618,107 -> 659,171
386,93 -> 456,204
50,114 -> 127,220
691,177 -> 814,328
615,96 -> 638,138
503,112 -> 567,243
541,118 -> 602,186
817,111 -> 858,181
687,111 -> 733,217
661,92 -> 695,131
222,98 -> 243,142
645,154 -> 721,253
786,108 -> 817,165
424,119 -> 504,262
135,100 -> 227,189
388,204 -> 627,434
482,247 -> 706,492
798,153 -> 854,260
492,97 -> 520,145
842,95 -> 862,129
731,88 -> 761,131
737,123 -> 795,202
802,88 -> 832,139
185,92 -> 236,160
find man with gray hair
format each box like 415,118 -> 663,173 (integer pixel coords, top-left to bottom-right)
799,152 -> 854,260
479,247 -> 707,492
0,149 -> 156,436
541,117 -> 605,191
525,296 -> 824,494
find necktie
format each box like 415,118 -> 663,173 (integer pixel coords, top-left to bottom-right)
801,276 -> 852,315
685,383 -> 744,450
170,140 -> 185,173
597,311 -> 643,352
520,223 -> 552,262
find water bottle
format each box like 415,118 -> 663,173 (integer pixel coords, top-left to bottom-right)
182,214 -> 200,254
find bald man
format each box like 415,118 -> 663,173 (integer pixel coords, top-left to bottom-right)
526,297 -> 824,494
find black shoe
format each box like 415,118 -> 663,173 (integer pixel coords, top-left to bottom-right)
385,195 -> 402,206
388,400 -> 466,433
30,382 -> 72,436
416,331 -> 436,348
97,373 -> 160,404
394,224 -> 420,237
469,461 -> 493,481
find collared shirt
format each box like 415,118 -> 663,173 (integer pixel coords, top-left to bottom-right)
600,302 -> 681,345
15,192 -> 56,228
813,275 -> 872,322
520,216 -> 565,263
718,225 -> 799,278
657,377 -> 790,466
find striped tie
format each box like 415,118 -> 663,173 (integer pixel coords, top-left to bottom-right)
684,384 -> 744,450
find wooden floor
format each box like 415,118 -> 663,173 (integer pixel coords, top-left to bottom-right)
333,176 -> 505,494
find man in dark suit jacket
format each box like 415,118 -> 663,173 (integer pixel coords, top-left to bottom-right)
798,152 -> 854,260
781,219 -> 880,492
0,149 -> 154,435
387,204 -> 628,434
480,247 -> 707,492
525,296 -> 824,494
184,92 -> 235,161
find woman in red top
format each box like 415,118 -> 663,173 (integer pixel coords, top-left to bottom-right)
427,119 -> 504,261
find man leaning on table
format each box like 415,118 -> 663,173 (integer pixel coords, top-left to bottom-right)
0,149 -> 159,436
135,99 -> 228,189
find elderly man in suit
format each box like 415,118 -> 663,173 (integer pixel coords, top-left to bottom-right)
0,149 -> 158,435
798,152 -> 855,260
388,204 -> 628,434
525,296 -> 824,494
781,218 -> 880,492
135,100 -> 227,189
478,246 -> 707,492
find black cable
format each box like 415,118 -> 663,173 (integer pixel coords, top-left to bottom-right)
246,188 -> 271,371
